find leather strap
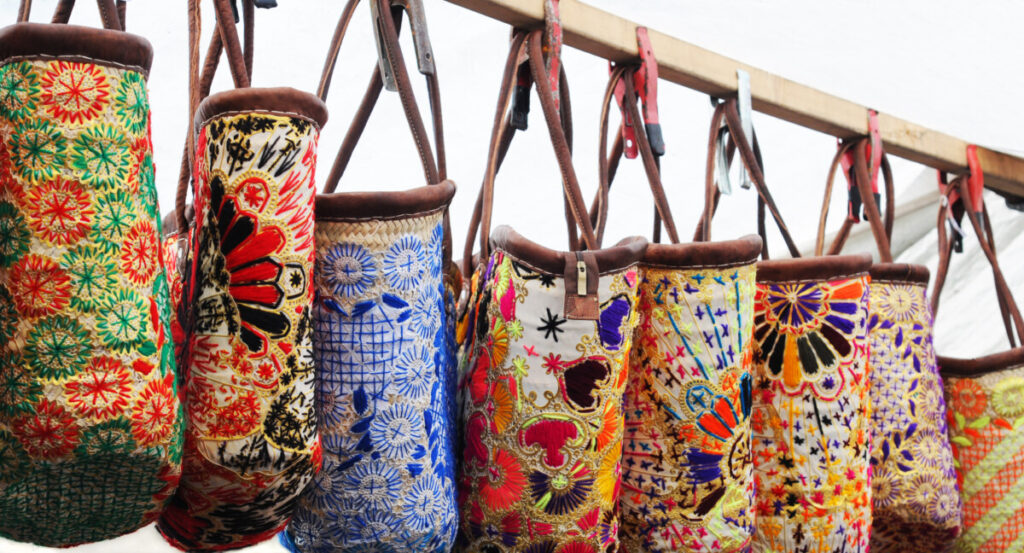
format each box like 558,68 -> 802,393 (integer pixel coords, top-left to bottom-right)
588,65 -> 679,246
814,138 -> 895,261
694,99 -> 800,258
318,0 -> 444,193
19,0 -> 123,30
932,177 -> 1024,348
468,30 -> 597,276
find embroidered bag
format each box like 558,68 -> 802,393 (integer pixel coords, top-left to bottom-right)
280,0 -> 459,551
155,1 -> 328,548
816,137 -> 962,552
587,66 -> 762,552
0,0 -> 183,546
456,29 -> 647,553
694,100 -> 874,552
934,174 -> 1024,553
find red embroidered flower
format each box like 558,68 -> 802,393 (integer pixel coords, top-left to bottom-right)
8,254 -> 70,318
131,374 -> 177,447
12,398 -> 79,459
64,356 -> 133,421
40,61 -> 110,124
949,379 -> 987,419
120,219 -> 159,285
478,448 -> 527,512
24,177 -> 94,245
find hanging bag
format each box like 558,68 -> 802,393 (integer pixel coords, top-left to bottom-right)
456,29 -> 647,553
695,100 -> 874,552
0,0 -> 183,546
280,0 -> 459,551
816,138 -> 962,552
586,65 -> 762,552
934,174 -> 1024,553
155,0 -> 328,549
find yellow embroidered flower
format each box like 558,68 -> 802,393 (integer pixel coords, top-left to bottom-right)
991,376 -> 1024,418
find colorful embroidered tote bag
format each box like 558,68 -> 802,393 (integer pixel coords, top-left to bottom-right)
0,1 -> 183,546
816,138 -> 962,552
586,66 -> 762,553
155,1 -> 328,549
456,30 -> 647,553
934,174 -> 1024,553
280,1 -> 459,551
695,100 -> 874,552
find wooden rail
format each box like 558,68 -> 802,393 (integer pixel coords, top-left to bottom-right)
444,0 -> 1024,198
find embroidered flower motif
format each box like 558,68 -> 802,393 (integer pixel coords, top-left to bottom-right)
594,439 -> 621,506
347,508 -> 401,543
322,242 -> 377,297
949,378 -> 987,419
120,219 -> 159,285
753,278 -> 866,395
113,71 -> 149,136
131,374 -> 176,447
24,177 -> 94,245
487,380 -> 515,435
874,283 -> 926,323
9,253 -> 71,318
0,201 -> 30,267
411,289 -> 441,341
316,380 -> 348,431
393,346 -> 433,399
12,398 -> 79,460
25,315 -> 91,381
75,418 -> 136,456
8,119 -> 67,183
383,235 -> 426,292
872,465 -> 902,509
371,403 -> 424,459
927,484 -> 960,523
96,288 -> 151,353
529,461 -> 594,516
478,448 -> 527,513
0,353 -> 41,416
403,474 -> 446,531
0,61 -> 40,122
91,189 -> 138,253
40,60 -> 110,125
64,357 -> 133,421
990,376 -> 1024,418
58,244 -> 118,312
70,123 -> 131,188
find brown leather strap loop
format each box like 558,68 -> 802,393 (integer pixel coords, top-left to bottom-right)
932,177 -> 1024,348
589,65 -> 679,247
815,138 -> 895,261
318,0 -> 444,193
19,0 -> 123,30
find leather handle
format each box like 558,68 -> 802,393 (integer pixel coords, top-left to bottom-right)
814,138 -> 895,261
472,30 -> 598,273
932,177 -> 1024,348
589,65 -> 680,247
695,99 -> 800,259
318,0 -> 444,193
18,0 -> 123,30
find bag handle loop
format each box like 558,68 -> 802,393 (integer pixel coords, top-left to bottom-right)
18,0 -> 124,31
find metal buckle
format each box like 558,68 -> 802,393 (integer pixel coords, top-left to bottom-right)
736,69 -> 753,190
370,0 -> 436,92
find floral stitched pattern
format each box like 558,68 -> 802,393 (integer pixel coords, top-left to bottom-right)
866,280 -> 961,552
0,55 -> 180,547
944,363 -> 1024,553
285,211 -> 458,553
620,261 -> 757,553
750,273 -> 872,552
157,111 -> 321,550
456,250 -> 640,553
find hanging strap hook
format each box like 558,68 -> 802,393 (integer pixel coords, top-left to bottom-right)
510,0 -> 561,129
838,109 -> 882,223
612,26 -> 663,159
370,0 -> 435,91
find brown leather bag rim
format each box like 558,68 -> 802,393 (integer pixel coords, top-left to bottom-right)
194,87 -> 329,131
756,252 -> 871,283
939,346 -> 1024,378
491,225 -> 645,277
868,262 -> 929,285
643,234 -> 762,270
0,22 -> 152,73
315,180 -> 455,221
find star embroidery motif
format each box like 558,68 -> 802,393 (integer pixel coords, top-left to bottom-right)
537,307 -> 566,342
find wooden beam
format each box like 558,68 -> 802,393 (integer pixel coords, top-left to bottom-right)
445,0 -> 1024,198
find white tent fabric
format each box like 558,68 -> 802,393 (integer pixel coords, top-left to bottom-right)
2,0 -> 1023,551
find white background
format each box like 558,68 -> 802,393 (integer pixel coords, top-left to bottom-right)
2,0 -> 1023,551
